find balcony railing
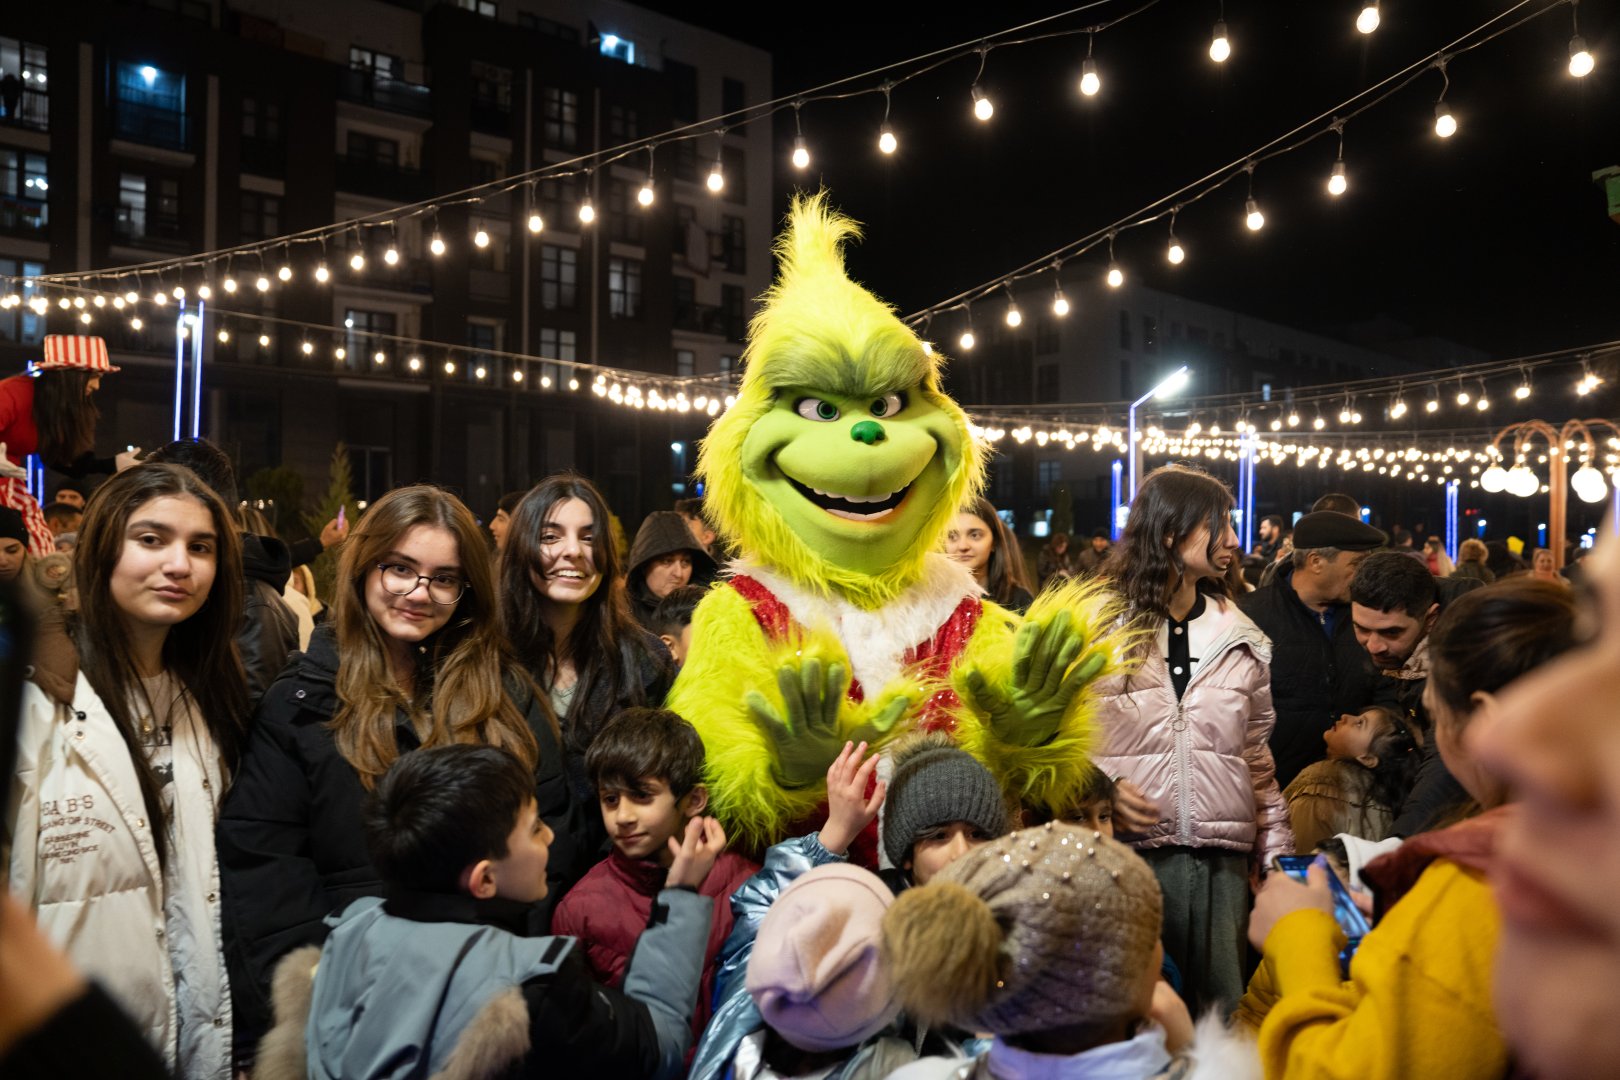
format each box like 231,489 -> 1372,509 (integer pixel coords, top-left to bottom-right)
0,88 -> 48,132
112,100 -> 188,151
337,67 -> 431,117
335,155 -> 430,202
674,300 -> 745,342
0,196 -> 48,237
111,206 -> 189,250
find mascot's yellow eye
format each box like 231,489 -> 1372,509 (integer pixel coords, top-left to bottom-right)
795,397 -> 841,422
870,392 -> 905,418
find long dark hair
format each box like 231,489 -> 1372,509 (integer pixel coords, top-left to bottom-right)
32,369 -> 101,467
1427,578 -> 1577,720
72,463 -> 250,867
960,496 -> 1031,608
500,473 -> 658,751
1100,464 -> 1232,625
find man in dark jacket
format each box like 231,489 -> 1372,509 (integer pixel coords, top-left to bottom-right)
1237,511 -> 1389,788
626,511 -> 716,631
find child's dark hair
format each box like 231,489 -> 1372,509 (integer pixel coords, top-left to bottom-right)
1065,769 -> 1116,816
1359,705 -> 1421,811
650,584 -> 706,639
364,744 -> 536,893
585,707 -> 705,798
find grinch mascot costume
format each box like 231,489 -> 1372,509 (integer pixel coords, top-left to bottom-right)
667,193 -> 1130,859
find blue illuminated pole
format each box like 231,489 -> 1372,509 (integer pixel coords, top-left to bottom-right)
172,301 -> 188,441
190,299 -> 205,438
1110,459 -> 1123,541
1445,481 -> 1459,562
1127,365 -> 1190,504
1239,432 -> 1256,552
23,359 -> 41,500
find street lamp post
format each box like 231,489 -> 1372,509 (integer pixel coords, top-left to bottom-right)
1128,365 -> 1190,503
1480,418 -> 1620,569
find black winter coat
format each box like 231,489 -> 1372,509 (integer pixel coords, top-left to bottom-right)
238,533 -> 298,705
216,625 -> 578,1066
1236,561 -> 1391,788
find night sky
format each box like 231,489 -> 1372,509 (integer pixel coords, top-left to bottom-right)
646,0 -> 1620,360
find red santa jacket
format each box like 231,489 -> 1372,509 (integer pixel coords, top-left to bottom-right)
550,847 -> 760,1038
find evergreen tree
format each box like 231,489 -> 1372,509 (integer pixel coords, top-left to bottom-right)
304,442 -> 359,600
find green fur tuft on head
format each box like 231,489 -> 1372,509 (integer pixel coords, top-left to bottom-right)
698,191 -> 985,609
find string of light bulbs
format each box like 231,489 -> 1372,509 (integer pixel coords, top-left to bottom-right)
905,0 -> 1586,341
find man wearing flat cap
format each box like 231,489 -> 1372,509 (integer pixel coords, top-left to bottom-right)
1237,511 -> 1390,787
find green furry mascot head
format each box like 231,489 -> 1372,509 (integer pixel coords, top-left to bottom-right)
698,192 -> 985,610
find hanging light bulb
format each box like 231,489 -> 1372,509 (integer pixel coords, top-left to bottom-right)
1328,159 -> 1348,196
1209,20 -> 1231,63
1390,396 -> 1408,419
473,227 -> 490,248
430,232 -> 446,256
1245,197 -> 1265,231
1313,416 -> 1327,430
373,351 -> 386,366
1434,101 -> 1457,138
1514,378 -> 1532,400
314,262 -> 330,283
383,246 -> 399,266
1357,1 -> 1380,34
196,283 -> 212,299
349,251 -> 365,271
150,291 -> 165,307
1286,411 -> 1300,427
1572,463 -> 1609,502
878,123 -> 897,155
1166,236 -> 1185,264
217,328 -> 230,343
1480,464 -> 1509,492
170,286 -> 185,300
408,355 -> 422,372
334,347 -> 347,361
959,323 -> 976,350
301,340 -> 314,355
1051,286 -> 1070,317
706,156 -> 725,193
125,289 -> 140,304
444,359 -> 456,375
568,376 -> 580,391
112,296 -> 126,310
258,333 -> 270,348
1004,298 -> 1022,328
1339,404 -> 1353,424
1456,386 -> 1471,406
1569,37 -> 1595,78
1426,397 -> 1440,413
130,316 -> 144,330
1106,262 -> 1124,288
512,367 -> 524,383
1079,57 -> 1100,97
791,135 -> 810,170
277,264 -> 292,282
578,196 -> 596,225
1507,465 -> 1541,498
255,274 -> 271,292
636,179 -> 654,207
971,84 -> 993,122
93,294 -> 106,307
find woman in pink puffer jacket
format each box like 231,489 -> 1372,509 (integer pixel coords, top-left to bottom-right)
1090,465 -> 1292,1016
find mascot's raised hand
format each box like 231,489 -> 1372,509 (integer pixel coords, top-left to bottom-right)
962,609 -> 1108,747
746,657 -> 909,789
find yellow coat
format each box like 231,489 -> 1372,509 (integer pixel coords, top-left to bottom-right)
1247,858 -> 1506,1079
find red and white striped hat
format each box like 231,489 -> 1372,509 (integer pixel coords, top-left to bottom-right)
38,335 -> 120,373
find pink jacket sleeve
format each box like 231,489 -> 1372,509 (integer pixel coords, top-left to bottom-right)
1245,676 -> 1295,866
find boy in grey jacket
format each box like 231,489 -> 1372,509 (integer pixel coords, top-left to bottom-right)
254,744 -> 725,1080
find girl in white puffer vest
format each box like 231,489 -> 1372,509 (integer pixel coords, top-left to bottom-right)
1090,465 -> 1292,1016
7,464 -> 250,1079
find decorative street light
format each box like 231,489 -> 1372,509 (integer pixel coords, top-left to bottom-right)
1483,418 -> 1620,569
1128,365 -> 1190,502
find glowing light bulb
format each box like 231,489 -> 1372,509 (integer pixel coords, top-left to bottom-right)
1209,21 -> 1230,63
79,311 -> 92,324
171,286 -> 185,300
878,124 -> 897,155
374,351 -> 386,365
1456,389 -> 1471,406
125,290 -> 140,304
150,292 -> 165,307
1357,2 -> 1380,34
1572,464 -> 1608,502
112,296 -> 126,310
444,360 -> 456,375
1079,58 -> 1100,97
93,294 -> 106,307
706,161 -> 725,193
959,329 -> 976,350
1313,416 -> 1326,430
1339,407 -> 1352,424
1106,263 -> 1124,288
130,317 -> 143,330
1166,239 -> 1185,265
1426,398 -> 1440,413
1570,36 -> 1595,78
578,197 -> 596,225
1514,383 -> 1531,400
335,347 -> 346,361
1052,292 -> 1070,317
791,136 -> 810,170
252,275 -> 268,292
349,252 -> 365,271
258,333 -> 270,347
408,356 -> 422,372
196,284 -> 211,300
301,340 -> 314,355
273,264 -> 290,282
1476,395 -> 1490,412
1327,160 -> 1348,196
430,233 -> 446,256
1245,198 -> 1265,231
72,296 -> 85,309
636,182 -> 654,208
512,368 -> 524,383
1434,102 -> 1457,138
1005,302 -> 1021,328
568,377 -> 580,391
475,365 -> 487,380
971,86 -> 993,121
473,228 -> 490,248
217,328 -> 230,343
383,247 -> 399,266
1390,399 -> 1408,419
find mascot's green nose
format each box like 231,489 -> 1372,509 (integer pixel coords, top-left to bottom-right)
850,420 -> 886,445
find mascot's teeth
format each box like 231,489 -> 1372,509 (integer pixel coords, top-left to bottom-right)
812,487 -> 899,504
789,475 -> 912,519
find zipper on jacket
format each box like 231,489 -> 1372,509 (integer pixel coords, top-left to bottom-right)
1174,699 -> 1192,845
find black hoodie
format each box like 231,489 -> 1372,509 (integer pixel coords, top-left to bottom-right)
625,511 -> 716,630
238,533 -> 298,704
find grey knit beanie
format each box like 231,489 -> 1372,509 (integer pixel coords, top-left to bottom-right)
883,823 -> 1163,1037
881,737 -> 1009,870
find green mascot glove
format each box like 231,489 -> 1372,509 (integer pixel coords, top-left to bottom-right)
964,609 -> 1108,747
745,657 -> 909,789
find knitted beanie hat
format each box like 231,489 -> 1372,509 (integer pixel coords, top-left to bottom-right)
881,732 -> 1009,869
0,507 -> 27,546
882,823 -> 1163,1037
746,863 -> 899,1052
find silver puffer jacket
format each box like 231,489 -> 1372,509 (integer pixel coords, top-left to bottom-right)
1090,597 -> 1293,868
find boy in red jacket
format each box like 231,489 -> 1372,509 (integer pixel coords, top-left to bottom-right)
551,708 -> 759,1037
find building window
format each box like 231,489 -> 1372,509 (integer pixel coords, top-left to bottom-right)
0,38 -> 50,130
538,175 -> 582,229
1037,460 -> 1061,497
344,308 -> 396,373
517,13 -> 578,41
608,179 -> 644,244
1035,316 -> 1060,356
345,130 -> 399,166
471,61 -> 512,112
348,47 -> 400,81
113,61 -> 186,148
241,95 -> 281,142
239,190 -> 279,241
718,355 -> 733,375
721,77 -> 745,115
666,59 -> 697,122
720,145 -> 746,203
542,87 -> 578,149
115,172 -> 180,242
607,104 -> 638,144
672,204 -> 695,257
1037,364 -> 1059,401
609,257 -> 643,318
672,274 -> 695,313
1118,309 -> 1132,351
457,0 -> 497,18
671,139 -> 697,182
675,348 -> 695,377
538,327 -> 577,363
540,245 -> 577,310
720,284 -> 745,341
1142,315 -> 1158,354
719,215 -> 745,273
466,320 -> 502,382
0,150 -> 48,234
470,154 -> 506,185
598,32 -> 635,64
0,258 -> 44,343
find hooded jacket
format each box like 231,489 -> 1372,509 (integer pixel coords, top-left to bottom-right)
1236,560 -> 1391,788
626,511 -> 717,630
1090,597 -> 1293,867
238,533 -> 298,705
216,625 -> 578,1065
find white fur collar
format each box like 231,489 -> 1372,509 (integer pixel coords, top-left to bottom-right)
728,553 -> 981,693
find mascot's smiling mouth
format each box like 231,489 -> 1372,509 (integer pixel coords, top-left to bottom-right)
785,475 -> 912,522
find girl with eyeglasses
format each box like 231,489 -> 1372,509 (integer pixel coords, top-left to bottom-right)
215,485 -> 571,1071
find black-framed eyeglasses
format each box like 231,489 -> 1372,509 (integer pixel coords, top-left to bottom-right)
375,562 -> 468,605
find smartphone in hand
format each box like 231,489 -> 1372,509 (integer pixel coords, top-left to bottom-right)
1273,854 -> 1369,975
